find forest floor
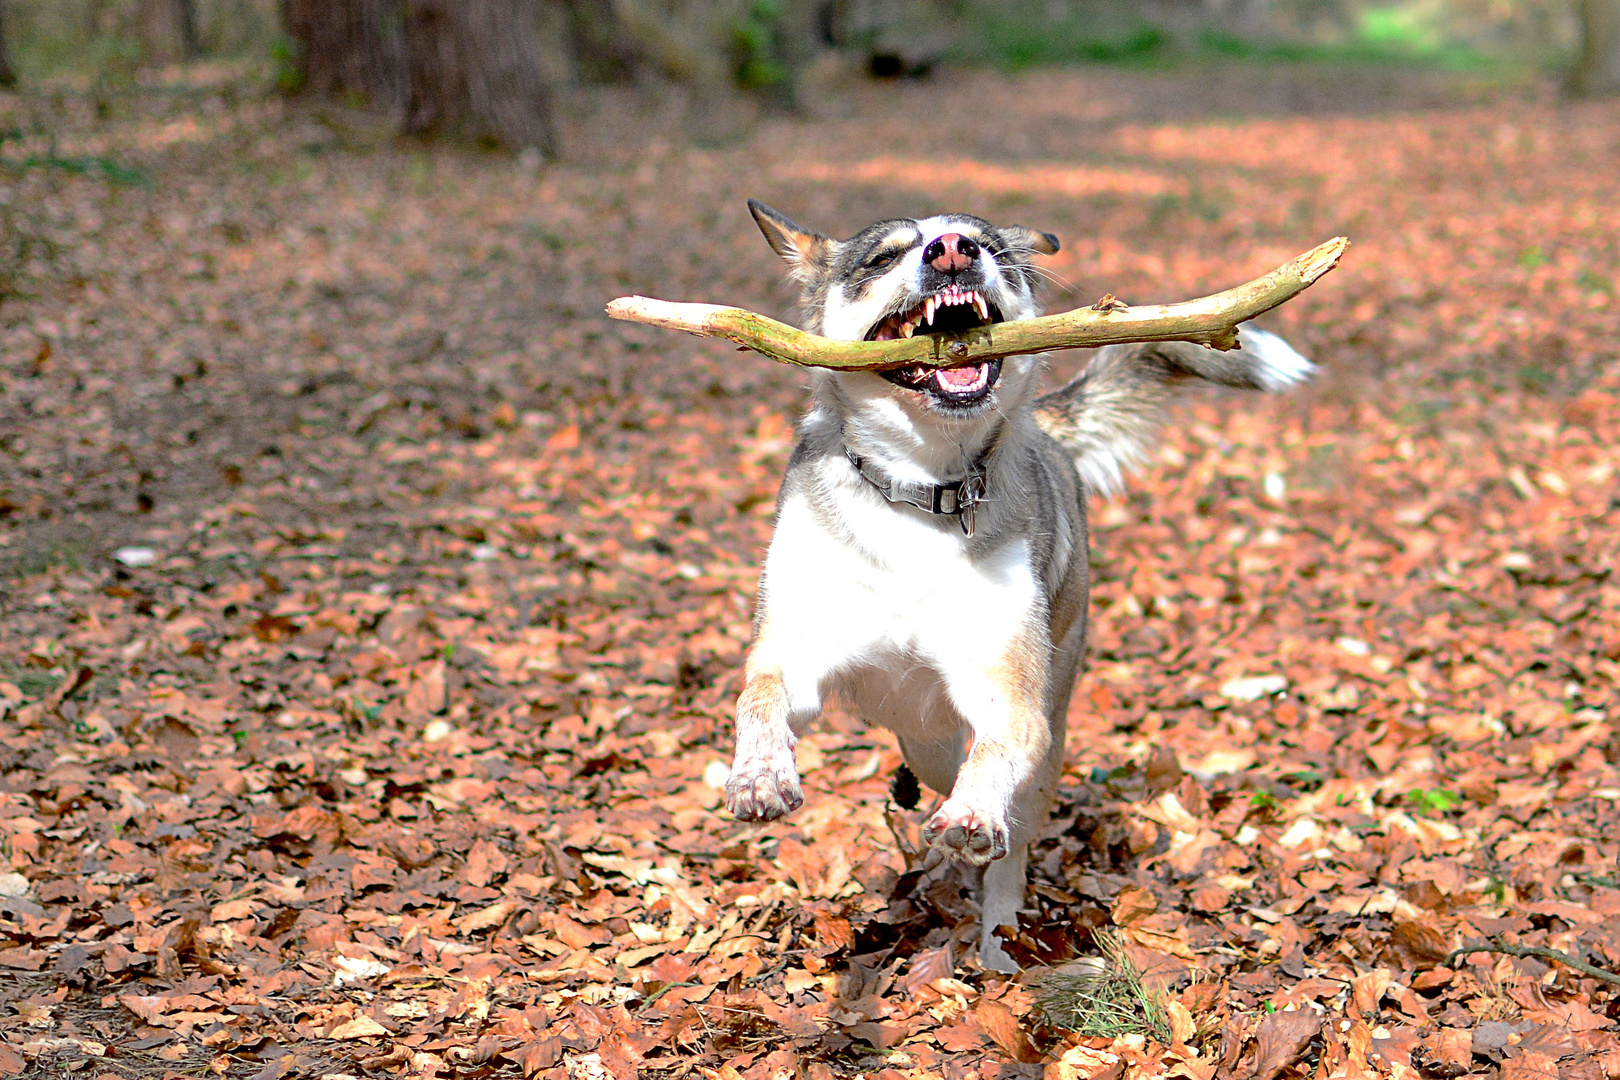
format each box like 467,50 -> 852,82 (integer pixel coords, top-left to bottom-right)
0,58 -> 1618,1080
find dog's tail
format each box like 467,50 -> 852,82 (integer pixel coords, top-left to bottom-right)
1032,326 -> 1313,498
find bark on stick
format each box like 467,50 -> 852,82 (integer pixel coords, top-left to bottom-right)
606,236 -> 1348,371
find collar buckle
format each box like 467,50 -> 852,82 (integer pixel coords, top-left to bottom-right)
845,446 -> 988,538
958,472 -> 986,537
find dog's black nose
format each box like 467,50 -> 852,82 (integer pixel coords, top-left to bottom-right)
925,233 -> 979,275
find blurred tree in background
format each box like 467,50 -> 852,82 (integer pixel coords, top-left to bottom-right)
136,0 -> 200,63
0,0 -> 1614,148
1572,0 -> 1620,92
0,1 -> 16,88
279,0 -> 557,154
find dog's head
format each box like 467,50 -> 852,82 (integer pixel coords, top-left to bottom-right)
748,200 -> 1059,420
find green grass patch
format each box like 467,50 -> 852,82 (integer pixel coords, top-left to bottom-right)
961,1 -> 1509,74
1518,247 -> 1548,269
9,153 -> 151,187
1032,932 -> 1174,1041
1247,788 -> 1281,815
1195,27 -> 1500,71
1517,364 -> 1555,394
1405,787 -> 1462,815
968,18 -> 1168,71
0,532 -> 93,578
1577,269 -> 1613,293
0,661 -> 62,699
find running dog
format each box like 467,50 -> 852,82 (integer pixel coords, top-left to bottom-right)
725,200 -> 1313,971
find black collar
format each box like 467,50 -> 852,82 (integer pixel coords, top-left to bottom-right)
843,445 -> 989,537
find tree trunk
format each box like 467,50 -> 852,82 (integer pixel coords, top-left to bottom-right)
0,0 -> 15,88
408,0 -> 556,153
137,0 -> 205,64
281,0 -> 554,154
280,0 -> 410,114
1571,0 -> 1620,96
176,0 -> 201,58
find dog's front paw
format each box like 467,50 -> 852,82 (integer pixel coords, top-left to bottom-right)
724,757 -> 804,821
923,799 -> 1008,865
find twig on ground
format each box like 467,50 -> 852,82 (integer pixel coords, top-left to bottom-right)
606,237 -> 1349,371
1447,936 -> 1620,986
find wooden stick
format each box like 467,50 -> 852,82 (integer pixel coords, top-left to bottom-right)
1447,937 -> 1620,987
605,236 -> 1348,371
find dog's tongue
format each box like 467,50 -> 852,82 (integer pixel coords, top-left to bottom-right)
935,363 -> 988,392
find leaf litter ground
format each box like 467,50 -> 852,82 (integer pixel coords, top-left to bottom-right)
0,61 -> 1618,1080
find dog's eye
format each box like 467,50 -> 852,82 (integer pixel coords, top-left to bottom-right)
866,251 -> 897,269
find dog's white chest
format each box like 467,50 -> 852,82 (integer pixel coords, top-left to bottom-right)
754,484 -> 1038,705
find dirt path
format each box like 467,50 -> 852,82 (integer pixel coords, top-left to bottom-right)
0,63 -> 1617,1080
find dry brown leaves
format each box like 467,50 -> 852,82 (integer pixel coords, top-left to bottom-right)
0,61 -> 1617,1080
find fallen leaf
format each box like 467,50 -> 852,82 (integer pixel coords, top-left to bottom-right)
1253,1009 -> 1321,1080
329,1014 -> 390,1039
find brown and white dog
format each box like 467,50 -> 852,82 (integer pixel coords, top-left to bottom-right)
725,201 -> 1313,971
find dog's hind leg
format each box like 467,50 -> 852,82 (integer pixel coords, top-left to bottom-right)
975,845 -> 1029,972
974,716 -> 1065,972
896,729 -> 967,802
898,725 -> 1031,973
975,583 -> 1086,971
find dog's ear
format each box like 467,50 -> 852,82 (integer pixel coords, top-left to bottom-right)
749,199 -> 833,281
1001,226 -> 1060,257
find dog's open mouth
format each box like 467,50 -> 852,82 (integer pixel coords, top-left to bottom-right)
867,285 -> 1004,404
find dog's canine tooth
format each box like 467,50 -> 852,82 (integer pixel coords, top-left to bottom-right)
925,297 -> 936,325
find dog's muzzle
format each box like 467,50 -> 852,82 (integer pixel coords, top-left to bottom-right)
867,283 -> 1005,405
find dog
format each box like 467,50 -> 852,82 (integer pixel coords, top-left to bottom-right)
724,200 -> 1313,972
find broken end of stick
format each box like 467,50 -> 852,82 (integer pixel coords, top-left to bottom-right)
1296,236 -> 1350,285
606,295 -> 736,334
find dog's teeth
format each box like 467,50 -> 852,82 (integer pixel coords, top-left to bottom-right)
974,294 -> 989,320
900,320 -> 916,338
925,298 -> 936,325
